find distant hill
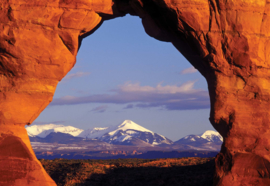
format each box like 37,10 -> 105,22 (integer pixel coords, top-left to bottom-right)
35,150 -> 218,160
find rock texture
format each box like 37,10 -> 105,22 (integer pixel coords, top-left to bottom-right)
0,0 -> 269,185
117,1 -> 270,185
0,0 -> 116,185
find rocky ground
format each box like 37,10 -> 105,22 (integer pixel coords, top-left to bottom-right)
40,157 -> 215,186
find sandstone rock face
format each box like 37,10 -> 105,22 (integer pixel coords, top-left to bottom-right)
0,0 -> 269,185
124,1 -> 270,185
0,0 -> 114,185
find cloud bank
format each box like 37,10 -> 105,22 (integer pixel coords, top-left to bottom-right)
180,67 -> 198,74
50,81 -> 210,110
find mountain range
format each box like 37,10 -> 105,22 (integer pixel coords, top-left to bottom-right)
27,120 -> 172,146
27,120 -> 223,152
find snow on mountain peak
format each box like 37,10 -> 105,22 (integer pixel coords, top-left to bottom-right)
118,120 -> 137,128
119,120 -> 133,125
26,124 -> 83,138
78,126 -> 112,139
101,120 -> 173,145
201,130 -> 223,142
115,120 -> 154,134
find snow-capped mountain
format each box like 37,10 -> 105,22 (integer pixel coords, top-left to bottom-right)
97,120 -> 173,145
26,121 -> 222,151
201,130 -> 223,142
78,127 -> 113,139
174,130 -> 223,151
175,130 -> 223,144
175,135 -> 209,144
26,124 -> 84,138
26,120 -> 173,146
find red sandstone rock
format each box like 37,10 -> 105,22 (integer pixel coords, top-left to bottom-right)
118,1 -> 270,185
0,0 -> 108,185
0,0 -> 270,185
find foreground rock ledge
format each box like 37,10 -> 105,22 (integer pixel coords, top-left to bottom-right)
0,0 -> 270,185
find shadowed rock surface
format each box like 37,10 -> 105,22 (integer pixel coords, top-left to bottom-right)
0,0 -> 270,185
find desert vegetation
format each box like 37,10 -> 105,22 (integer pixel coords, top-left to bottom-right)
40,157 -> 214,186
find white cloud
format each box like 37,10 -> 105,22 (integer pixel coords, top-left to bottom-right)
118,81 -> 197,94
50,81 -> 210,110
63,72 -> 91,80
180,67 -> 198,74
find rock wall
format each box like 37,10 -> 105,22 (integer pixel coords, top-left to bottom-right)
0,0 -> 115,185
0,0 -> 270,185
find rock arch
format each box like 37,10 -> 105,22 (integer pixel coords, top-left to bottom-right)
0,0 -> 270,185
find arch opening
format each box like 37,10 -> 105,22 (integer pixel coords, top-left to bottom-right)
29,14 -> 216,185
34,14 -> 212,141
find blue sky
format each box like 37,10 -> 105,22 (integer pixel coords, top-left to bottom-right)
34,15 -> 214,141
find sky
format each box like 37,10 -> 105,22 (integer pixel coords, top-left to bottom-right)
34,14 -> 214,141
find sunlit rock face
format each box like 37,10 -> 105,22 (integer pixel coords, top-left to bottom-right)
0,0 -> 114,185
0,0 -> 270,185
125,1 -> 270,185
